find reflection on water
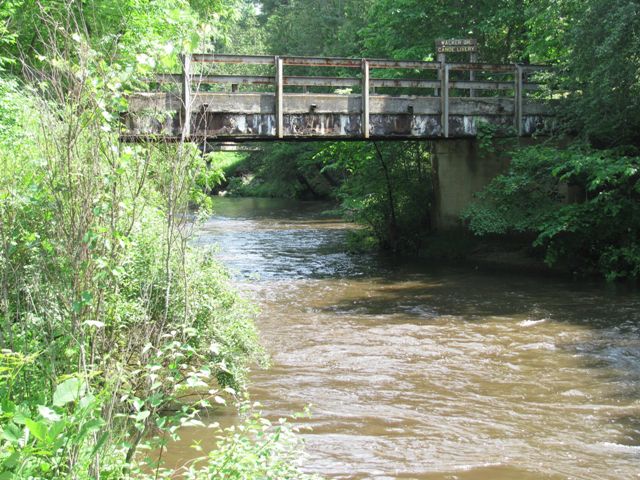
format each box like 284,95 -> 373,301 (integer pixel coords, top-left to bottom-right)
173,197 -> 640,479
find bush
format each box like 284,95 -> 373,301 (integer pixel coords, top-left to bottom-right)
316,141 -> 434,253
0,48 -> 289,477
174,405 -> 320,480
463,144 -> 640,280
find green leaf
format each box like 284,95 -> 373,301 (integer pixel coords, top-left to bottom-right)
25,418 -> 47,443
1,423 -> 22,443
72,301 -> 83,313
53,378 -> 86,407
46,420 -> 65,444
3,451 -> 19,468
134,410 -> 150,422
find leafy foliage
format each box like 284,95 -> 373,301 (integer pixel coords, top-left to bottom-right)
463,145 -> 640,279
560,0 -> 640,147
222,143 -> 336,199
316,142 -> 434,252
178,405 -> 320,480
0,3 -> 316,477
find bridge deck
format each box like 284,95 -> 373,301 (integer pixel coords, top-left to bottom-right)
122,54 -> 552,142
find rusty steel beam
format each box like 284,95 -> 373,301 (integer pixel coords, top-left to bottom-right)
191,54 -> 275,64
450,80 -> 541,90
192,75 -> 360,87
447,63 -> 515,72
368,59 -> 440,70
371,78 -> 438,89
515,65 -> 524,135
188,54 -> 549,75
286,76 -> 358,87
191,53 -> 443,70
284,56 -> 441,70
194,74 -> 274,85
153,74 -> 543,93
450,80 -> 512,90
283,56 -> 362,67
521,65 -> 548,71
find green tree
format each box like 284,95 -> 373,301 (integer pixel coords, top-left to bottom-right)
463,145 -> 640,280
561,0 -> 640,147
316,142 -> 434,252
0,0 -> 22,69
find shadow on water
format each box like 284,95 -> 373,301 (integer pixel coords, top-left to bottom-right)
317,270 -> 640,324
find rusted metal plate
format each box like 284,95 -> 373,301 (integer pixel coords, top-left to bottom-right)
523,99 -> 554,116
122,109 -> 180,136
193,93 -> 276,114
448,115 -> 514,137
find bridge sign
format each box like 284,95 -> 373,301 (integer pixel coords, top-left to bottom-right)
436,39 -> 477,54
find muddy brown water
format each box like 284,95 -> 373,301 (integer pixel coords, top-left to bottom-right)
167,197 -> 640,479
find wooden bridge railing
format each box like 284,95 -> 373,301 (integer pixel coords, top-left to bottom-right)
140,54 -> 549,140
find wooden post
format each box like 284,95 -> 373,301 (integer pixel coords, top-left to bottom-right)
181,54 -> 192,139
275,56 -> 284,138
361,58 -> 370,139
469,52 -> 477,97
231,83 -> 238,93
514,64 -> 523,136
435,53 -> 445,97
440,63 -> 449,138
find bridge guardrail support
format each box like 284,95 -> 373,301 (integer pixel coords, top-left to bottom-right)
275,56 -> 284,138
469,52 -> 477,97
181,54 -> 192,139
514,64 -> 524,136
361,59 -> 370,139
440,63 -> 450,138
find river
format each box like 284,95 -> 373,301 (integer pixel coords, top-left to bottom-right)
170,197 -> 640,479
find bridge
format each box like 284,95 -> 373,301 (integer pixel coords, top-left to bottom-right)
122,54 -> 552,142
